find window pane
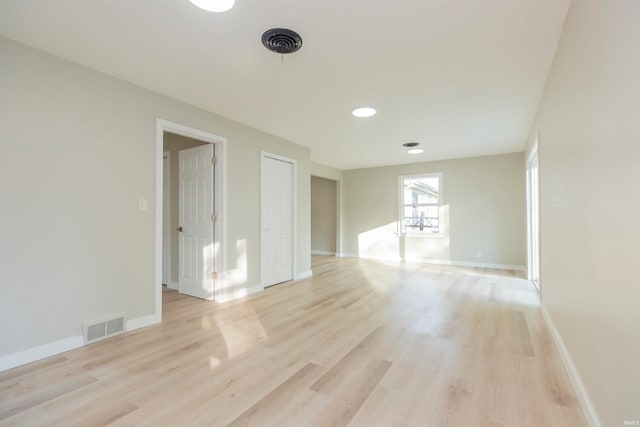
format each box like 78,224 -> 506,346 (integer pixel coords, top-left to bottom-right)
403,177 -> 439,205
402,205 -> 439,232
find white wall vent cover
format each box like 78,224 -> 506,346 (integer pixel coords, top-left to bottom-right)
83,314 -> 125,344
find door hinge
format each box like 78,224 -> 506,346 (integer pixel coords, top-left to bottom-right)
211,213 -> 217,222
211,272 -> 218,280
211,156 -> 218,166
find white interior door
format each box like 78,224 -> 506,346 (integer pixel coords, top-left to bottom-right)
178,144 -> 215,300
162,152 -> 170,285
261,154 -> 294,287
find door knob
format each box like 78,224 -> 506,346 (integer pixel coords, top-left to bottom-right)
177,226 -> 183,232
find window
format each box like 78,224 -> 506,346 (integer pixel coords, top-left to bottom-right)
398,173 -> 442,234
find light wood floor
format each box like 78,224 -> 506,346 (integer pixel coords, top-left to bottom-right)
1,256 -> 588,427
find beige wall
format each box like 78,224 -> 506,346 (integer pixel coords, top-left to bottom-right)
311,176 -> 337,254
342,153 -> 526,267
0,38 -> 311,359
525,1 -> 640,425
162,133 -> 207,286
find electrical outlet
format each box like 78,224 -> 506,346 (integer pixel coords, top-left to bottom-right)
476,251 -> 482,258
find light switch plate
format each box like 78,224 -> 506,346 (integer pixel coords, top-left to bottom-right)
138,198 -> 148,212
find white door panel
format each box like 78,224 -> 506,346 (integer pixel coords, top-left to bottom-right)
261,155 -> 294,287
179,144 -> 215,300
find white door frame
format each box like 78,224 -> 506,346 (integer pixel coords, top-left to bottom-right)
162,151 -> 172,288
260,151 -> 297,288
526,136 -> 540,292
155,119 -> 227,320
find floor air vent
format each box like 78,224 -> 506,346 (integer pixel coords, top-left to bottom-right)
84,314 -> 125,344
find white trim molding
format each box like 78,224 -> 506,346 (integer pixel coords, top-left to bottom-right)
398,172 -> 443,236
311,250 -> 336,256
526,134 -> 540,285
156,119 -> 227,309
162,151 -> 172,288
339,253 -> 525,271
126,314 -> 161,333
217,284 -> 264,303
541,308 -> 601,427
0,335 -> 84,372
411,258 -> 526,271
1,312 -> 162,372
294,270 -> 313,280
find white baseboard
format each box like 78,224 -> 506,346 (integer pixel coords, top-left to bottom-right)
295,270 -> 313,280
0,312 -> 161,372
217,285 -> 263,303
412,258 -> 526,271
337,253 -> 525,271
541,308 -> 601,427
338,252 -> 392,261
166,281 -> 178,290
0,335 -> 84,372
218,275 -> 316,302
126,313 -> 161,332
311,250 -> 336,256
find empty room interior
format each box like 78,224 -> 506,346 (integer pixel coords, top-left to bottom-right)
0,0 -> 638,426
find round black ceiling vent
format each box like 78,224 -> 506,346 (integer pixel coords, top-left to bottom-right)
262,28 -> 303,54
403,142 -> 420,148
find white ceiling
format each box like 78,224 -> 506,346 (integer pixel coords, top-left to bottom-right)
0,0 -> 569,170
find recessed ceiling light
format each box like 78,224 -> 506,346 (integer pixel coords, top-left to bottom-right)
408,148 -> 424,154
352,107 -> 376,118
189,0 -> 235,12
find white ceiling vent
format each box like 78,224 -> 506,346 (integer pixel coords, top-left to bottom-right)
84,314 -> 125,344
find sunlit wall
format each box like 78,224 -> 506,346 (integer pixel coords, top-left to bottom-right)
342,153 -> 526,268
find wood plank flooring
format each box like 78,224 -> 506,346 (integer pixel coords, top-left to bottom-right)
0,256 -> 588,426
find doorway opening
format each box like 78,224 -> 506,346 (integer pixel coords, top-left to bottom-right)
155,120 -> 226,321
311,176 -> 338,256
526,138 -> 540,292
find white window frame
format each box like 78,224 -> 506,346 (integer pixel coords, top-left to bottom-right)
398,173 -> 443,237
